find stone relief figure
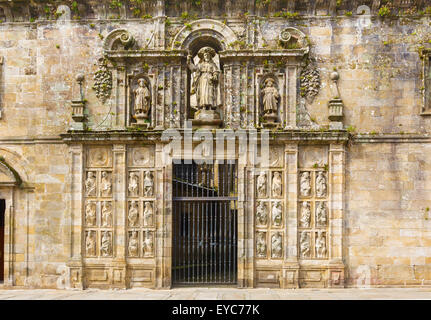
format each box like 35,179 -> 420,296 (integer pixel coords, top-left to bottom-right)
315,231 -> 327,258
262,78 -> 280,125
143,231 -> 153,257
85,231 -> 96,256
316,201 -> 327,227
85,171 -> 96,197
128,200 -> 139,227
316,171 -> 327,197
271,232 -> 282,258
85,202 -> 96,226
300,201 -> 311,228
256,201 -> 268,226
128,172 -> 139,197
272,201 -> 282,227
257,172 -> 267,198
272,171 -> 282,197
100,231 -> 112,257
101,171 -> 112,197
134,78 -> 151,119
300,231 -> 310,258
256,232 -> 267,258
143,201 -> 153,226
300,171 -> 311,197
101,201 -> 112,227
144,171 -> 153,197
128,231 -> 139,257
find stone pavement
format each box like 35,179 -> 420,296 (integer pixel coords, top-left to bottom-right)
0,287 -> 430,300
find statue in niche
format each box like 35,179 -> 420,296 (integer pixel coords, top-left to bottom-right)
100,231 -> 112,256
300,231 -> 310,258
315,231 -> 327,258
300,201 -> 311,228
261,78 -> 280,126
300,171 -> 311,197
316,202 -> 327,227
272,171 -> 282,197
128,231 -> 139,257
143,201 -> 153,226
256,232 -> 267,258
316,171 -> 327,197
128,200 -> 139,227
85,202 -> 96,226
144,171 -> 153,196
257,172 -> 267,198
101,201 -> 112,227
272,201 -> 282,227
133,78 -> 151,126
128,172 -> 139,196
101,171 -> 112,197
85,231 -> 96,256
271,232 -> 282,258
143,231 -> 153,257
256,201 -> 267,226
85,172 -> 96,197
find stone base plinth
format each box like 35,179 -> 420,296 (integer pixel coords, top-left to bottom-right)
191,108 -> 222,129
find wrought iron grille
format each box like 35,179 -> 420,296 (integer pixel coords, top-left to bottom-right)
172,160 -> 238,286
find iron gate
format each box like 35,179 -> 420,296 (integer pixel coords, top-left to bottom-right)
172,160 -> 238,286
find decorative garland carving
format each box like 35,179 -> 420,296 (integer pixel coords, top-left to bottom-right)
92,58 -> 112,104
300,63 -> 320,103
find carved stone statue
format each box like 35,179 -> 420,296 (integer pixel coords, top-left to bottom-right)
85,202 -> 96,226
101,201 -> 112,227
143,231 -> 153,257
316,201 -> 327,227
300,171 -> 311,197
257,172 -> 267,198
316,171 -> 327,197
100,231 -> 112,257
256,201 -> 267,226
272,171 -> 282,197
133,78 -> 151,125
271,232 -> 282,258
85,231 -> 96,256
85,171 -> 96,197
144,171 -> 153,197
143,201 -> 153,226
262,78 -> 279,125
128,231 -> 139,257
300,231 -> 310,258
315,231 -> 327,258
128,172 -> 139,196
101,171 -> 112,197
300,201 -> 311,228
128,200 -> 139,227
256,232 -> 267,258
272,201 -> 282,227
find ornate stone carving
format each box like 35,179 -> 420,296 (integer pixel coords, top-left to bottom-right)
300,231 -> 311,258
128,172 -> 139,197
300,63 -> 320,103
89,148 -> 110,167
256,201 -> 268,226
143,201 -> 153,227
85,171 -> 97,197
316,171 -> 327,198
143,171 -> 153,197
256,231 -> 267,258
315,231 -> 327,259
257,172 -> 267,198
85,202 -> 96,226
316,202 -> 327,227
261,78 -> 279,126
128,200 -> 139,227
100,231 -> 112,257
103,29 -> 135,51
133,78 -> 151,125
271,232 -> 282,258
272,201 -> 282,227
101,201 -> 112,227
128,231 -> 139,257
101,171 -> 112,197
278,27 -> 309,52
129,146 -> 154,167
92,58 -> 112,104
300,171 -> 311,197
143,231 -> 153,257
272,171 -> 282,197
85,231 -> 96,257
300,201 -> 311,228
270,147 -> 283,168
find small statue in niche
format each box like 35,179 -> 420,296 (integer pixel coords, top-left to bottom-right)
101,201 -> 112,227
272,201 -> 282,227
261,78 -> 280,126
143,201 -> 153,226
85,202 -> 96,226
257,172 -> 267,198
256,232 -> 267,258
256,201 -> 268,226
300,231 -> 310,258
133,78 -> 151,125
85,172 -> 96,197
144,171 -> 153,196
85,231 -> 96,256
128,172 -> 139,197
100,231 -> 112,256
300,171 -> 311,197
143,231 -> 153,257
272,171 -> 282,197
101,171 -> 112,197
315,231 -> 327,258
128,231 -> 139,257
128,200 -> 139,227
300,201 -> 311,228
316,171 -> 327,198
316,202 -> 327,227
271,232 -> 282,258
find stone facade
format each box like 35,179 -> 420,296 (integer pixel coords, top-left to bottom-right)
0,0 -> 431,289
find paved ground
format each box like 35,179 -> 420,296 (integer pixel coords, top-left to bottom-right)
0,287 -> 430,300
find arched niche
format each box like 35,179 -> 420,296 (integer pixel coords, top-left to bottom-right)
259,74 -> 281,124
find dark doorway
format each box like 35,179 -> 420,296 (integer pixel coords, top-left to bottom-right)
0,199 -> 5,283
172,160 -> 238,286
